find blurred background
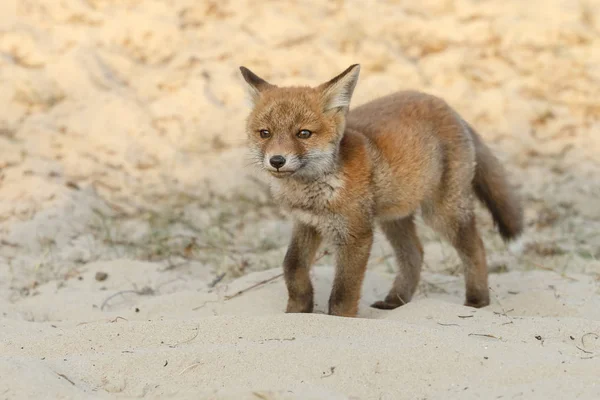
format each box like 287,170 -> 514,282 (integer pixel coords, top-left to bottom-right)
1,0 -> 599,298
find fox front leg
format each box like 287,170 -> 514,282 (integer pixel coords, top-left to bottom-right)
328,227 -> 374,317
283,222 -> 322,313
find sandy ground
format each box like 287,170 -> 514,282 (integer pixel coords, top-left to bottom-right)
1,0 -> 599,398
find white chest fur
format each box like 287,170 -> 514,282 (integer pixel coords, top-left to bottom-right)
270,175 -> 348,241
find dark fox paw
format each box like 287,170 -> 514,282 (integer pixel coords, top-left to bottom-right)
370,300 -> 404,310
464,296 -> 490,308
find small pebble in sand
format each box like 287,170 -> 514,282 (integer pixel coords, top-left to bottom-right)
95,272 -> 109,282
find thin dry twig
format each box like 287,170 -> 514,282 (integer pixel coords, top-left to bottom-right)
493,309 -> 515,316
76,316 -> 128,326
581,332 -> 599,344
437,322 -> 460,327
262,337 -> 296,342
209,273 -> 226,288
192,300 -> 221,311
178,362 -> 202,375
57,373 -> 75,386
531,262 -> 578,282
100,287 -> 154,311
221,249 -> 328,301
313,249 -> 330,263
576,345 -> 593,354
468,333 -> 500,340
168,325 -> 200,348
395,293 -> 406,305
489,287 -> 514,325
575,332 -> 599,356
224,273 -> 283,301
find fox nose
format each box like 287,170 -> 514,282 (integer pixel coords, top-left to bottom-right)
269,155 -> 286,169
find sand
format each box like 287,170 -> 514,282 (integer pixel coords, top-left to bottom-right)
1,265 -> 600,399
1,0 -> 599,399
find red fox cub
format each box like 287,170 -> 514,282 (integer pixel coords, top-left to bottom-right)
240,64 -> 523,317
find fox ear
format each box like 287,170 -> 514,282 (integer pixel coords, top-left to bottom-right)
319,64 -> 360,112
239,66 -> 274,105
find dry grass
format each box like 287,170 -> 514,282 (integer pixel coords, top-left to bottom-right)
84,181 -> 291,279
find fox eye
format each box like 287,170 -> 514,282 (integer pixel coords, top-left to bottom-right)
259,129 -> 271,139
297,129 -> 312,139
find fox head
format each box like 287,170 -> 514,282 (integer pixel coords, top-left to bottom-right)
240,64 -> 360,180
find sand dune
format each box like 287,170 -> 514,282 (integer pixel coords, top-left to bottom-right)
2,265 -> 599,399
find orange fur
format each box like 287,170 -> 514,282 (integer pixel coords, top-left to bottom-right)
240,64 -> 523,317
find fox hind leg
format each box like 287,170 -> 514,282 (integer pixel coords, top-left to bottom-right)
452,214 -> 490,307
423,199 -> 490,308
371,215 -> 424,310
